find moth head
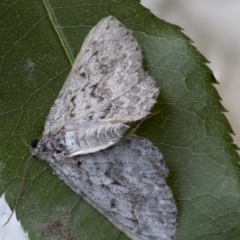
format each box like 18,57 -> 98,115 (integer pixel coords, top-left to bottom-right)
30,139 -> 39,158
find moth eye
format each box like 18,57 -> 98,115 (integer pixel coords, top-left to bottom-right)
31,139 -> 39,148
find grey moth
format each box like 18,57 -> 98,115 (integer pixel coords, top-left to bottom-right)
30,16 -> 177,240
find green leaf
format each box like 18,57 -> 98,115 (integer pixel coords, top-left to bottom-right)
1,0 -> 240,239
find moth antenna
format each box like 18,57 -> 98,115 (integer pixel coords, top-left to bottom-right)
4,139 -> 32,225
21,136 -> 30,149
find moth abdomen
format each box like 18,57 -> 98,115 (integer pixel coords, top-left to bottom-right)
105,123 -> 129,141
64,123 -> 129,156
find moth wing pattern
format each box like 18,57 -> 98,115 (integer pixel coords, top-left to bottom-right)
44,16 -> 159,136
46,136 -> 177,240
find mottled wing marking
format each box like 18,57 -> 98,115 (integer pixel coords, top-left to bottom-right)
45,137 -> 177,240
44,16 -> 159,136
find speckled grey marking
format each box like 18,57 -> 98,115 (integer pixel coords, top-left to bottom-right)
30,16 -> 177,240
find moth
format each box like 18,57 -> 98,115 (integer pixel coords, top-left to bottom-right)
30,16 -> 177,240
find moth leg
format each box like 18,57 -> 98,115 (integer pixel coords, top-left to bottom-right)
126,110 -> 161,136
